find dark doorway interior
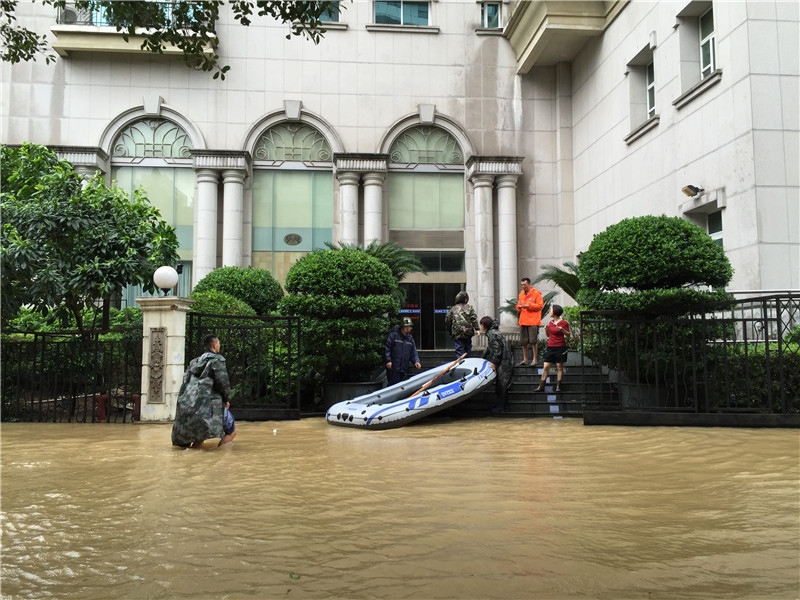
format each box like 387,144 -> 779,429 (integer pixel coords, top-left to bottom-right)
400,283 -> 463,350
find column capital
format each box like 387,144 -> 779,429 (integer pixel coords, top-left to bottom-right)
336,171 -> 361,185
466,155 -> 524,180
195,168 -> 219,184
363,171 -> 386,185
469,173 -> 495,188
191,149 -> 251,172
334,153 -> 389,173
222,169 -> 247,184
496,173 -> 521,188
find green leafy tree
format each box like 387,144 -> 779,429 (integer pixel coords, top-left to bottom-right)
193,266 -> 283,316
279,247 -> 400,401
1,0 -> 341,79
1,143 -> 179,332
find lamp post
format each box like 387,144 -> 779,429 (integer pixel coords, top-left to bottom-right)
153,266 -> 179,296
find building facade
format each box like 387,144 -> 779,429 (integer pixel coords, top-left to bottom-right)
2,0 -> 798,349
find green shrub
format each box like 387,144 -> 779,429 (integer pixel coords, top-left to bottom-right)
193,266 -> 283,315
579,215 -> 732,291
785,326 -> 800,345
279,247 -> 400,400
577,288 -> 734,316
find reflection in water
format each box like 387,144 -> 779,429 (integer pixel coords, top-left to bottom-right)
1,419 -> 798,599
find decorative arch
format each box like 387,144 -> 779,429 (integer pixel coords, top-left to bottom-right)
380,113 -> 474,164
388,126 -> 463,166
253,122 -> 332,162
243,108 -> 344,160
98,104 -> 206,159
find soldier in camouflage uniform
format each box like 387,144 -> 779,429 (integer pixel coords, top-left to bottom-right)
172,333 -> 230,448
480,316 -> 514,413
445,291 -> 480,359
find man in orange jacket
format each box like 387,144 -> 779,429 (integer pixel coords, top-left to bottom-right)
516,277 -> 544,366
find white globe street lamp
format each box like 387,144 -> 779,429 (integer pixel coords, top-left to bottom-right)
153,265 -> 179,296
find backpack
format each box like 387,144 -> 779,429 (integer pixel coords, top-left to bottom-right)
451,305 -> 475,338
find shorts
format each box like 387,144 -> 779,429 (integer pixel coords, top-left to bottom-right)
519,325 -> 539,345
543,345 -> 569,364
223,409 -> 236,436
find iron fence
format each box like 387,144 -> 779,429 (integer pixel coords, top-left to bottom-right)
186,313 -> 301,419
580,293 -> 800,415
1,330 -> 143,423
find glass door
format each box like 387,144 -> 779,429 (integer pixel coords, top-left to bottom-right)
400,283 -> 463,349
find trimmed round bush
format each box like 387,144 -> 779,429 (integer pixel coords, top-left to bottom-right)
579,215 -> 732,291
189,289 -> 257,319
280,248 -> 400,394
193,266 -> 283,315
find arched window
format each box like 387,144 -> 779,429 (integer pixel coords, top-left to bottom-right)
251,122 -> 334,284
110,118 -> 195,304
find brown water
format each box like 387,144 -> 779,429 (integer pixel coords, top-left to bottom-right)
1,418 -> 798,600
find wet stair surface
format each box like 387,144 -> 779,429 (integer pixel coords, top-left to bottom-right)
416,350 -> 615,419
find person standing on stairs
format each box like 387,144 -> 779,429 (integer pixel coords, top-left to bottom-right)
535,305 -> 571,393
516,277 -> 544,366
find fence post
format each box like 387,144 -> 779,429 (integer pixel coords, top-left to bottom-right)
136,296 -> 194,422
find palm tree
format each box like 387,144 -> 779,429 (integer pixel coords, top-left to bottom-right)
532,261 -> 581,301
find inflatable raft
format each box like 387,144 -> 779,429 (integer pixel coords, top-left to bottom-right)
326,357 -> 496,430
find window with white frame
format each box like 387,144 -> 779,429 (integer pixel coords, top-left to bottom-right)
481,2 -> 501,29
707,210 -> 723,246
375,1 -> 429,26
699,7 -> 716,79
625,45 -> 658,138
646,61 -> 656,118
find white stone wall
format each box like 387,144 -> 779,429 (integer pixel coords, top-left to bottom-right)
567,0 -> 799,291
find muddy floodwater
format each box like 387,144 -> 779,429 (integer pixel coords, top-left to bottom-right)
1,418 -> 798,599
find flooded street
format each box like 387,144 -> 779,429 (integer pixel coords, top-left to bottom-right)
1,418 -> 798,599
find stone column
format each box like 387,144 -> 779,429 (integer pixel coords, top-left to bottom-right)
193,168 -> 219,286
362,172 -> 385,244
471,174 -> 495,320
222,169 -> 246,267
136,296 -> 193,422
496,174 -> 520,330
337,172 -> 360,245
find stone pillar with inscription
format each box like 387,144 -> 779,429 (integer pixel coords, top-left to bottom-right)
137,296 -> 193,422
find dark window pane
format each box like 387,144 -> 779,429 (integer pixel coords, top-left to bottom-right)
320,1 -> 340,22
375,1 -> 401,24
440,252 -> 465,272
403,1 -> 428,25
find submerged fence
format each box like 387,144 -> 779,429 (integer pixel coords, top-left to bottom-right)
186,313 -> 302,420
1,330 -> 143,423
580,293 -> 800,418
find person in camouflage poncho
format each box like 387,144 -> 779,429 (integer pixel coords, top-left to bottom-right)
480,316 -> 514,413
171,334 -> 230,448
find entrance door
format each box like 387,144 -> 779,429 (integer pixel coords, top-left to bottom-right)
400,283 -> 463,350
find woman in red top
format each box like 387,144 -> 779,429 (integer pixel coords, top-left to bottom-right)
534,304 -> 571,393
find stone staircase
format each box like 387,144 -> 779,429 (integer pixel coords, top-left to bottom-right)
416,349 -> 615,419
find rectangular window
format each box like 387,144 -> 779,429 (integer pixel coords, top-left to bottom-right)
699,8 -> 716,79
646,61 -> 656,118
387,173 -> 464,229
481,2 -> 500,28
320,1 -> 340,22
708,210 -> 723,246
375,1 -> 429,26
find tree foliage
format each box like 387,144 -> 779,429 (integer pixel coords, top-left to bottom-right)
280,248 -> 400,396
1,0 -> 340,79
532,261 -> 581,301
1,143 -> 179,331
193,265 -> 283,316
